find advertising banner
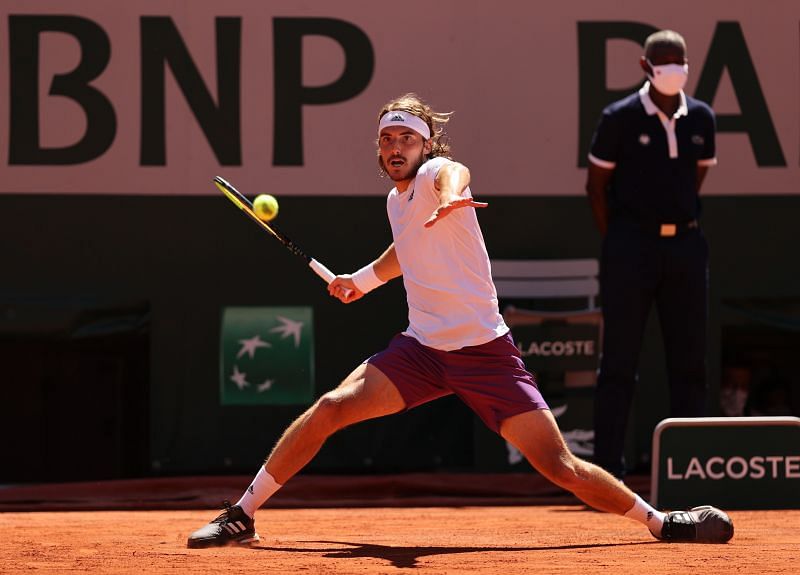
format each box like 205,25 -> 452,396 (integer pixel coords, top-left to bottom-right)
220,306 -> 314,405
1,1 -> 798,196
513,321 -> 600,460
514,323 -> 600,372
651,417 -> 800,509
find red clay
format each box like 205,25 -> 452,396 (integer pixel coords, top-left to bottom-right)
2,506 -> 797,574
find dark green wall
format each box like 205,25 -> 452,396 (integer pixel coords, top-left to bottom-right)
2,194 -> 799,478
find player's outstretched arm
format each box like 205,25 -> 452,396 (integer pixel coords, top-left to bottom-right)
425,162 -> 488,228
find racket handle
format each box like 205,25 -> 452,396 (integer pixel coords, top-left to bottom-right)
309,259 -> 353,298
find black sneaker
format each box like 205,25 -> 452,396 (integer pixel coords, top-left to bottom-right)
187,501 -> 260,548
657,505 -> 734,543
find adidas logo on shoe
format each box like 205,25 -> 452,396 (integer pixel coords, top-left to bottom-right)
187,501 -> 260,549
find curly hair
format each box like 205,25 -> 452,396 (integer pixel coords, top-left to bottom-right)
376,93 -> 452,174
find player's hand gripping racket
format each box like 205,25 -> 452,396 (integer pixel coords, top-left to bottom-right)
213,176 -> 351,296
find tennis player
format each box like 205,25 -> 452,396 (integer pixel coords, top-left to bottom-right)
187,94 -> 733,548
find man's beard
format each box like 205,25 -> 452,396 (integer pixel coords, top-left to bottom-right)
386,152 -> 426,181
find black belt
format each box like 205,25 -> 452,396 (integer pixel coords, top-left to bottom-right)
655,219 -> 698,237
614,218 -> 699,237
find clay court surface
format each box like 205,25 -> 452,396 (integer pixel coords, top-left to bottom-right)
1,476 -> 797,574
2,506 -> 798,574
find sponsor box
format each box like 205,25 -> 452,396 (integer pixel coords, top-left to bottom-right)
475,320 -> 600,470
219,306 -> 314,405
651,417 -> 800,510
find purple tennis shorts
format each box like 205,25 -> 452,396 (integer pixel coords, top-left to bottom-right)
367,332 -> 548,433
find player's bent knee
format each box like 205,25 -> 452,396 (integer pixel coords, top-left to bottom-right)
556,457 -> 600,493
536,452 -> 585,490
309,392 -> 351,431
305,363 -> 405,434
550,461 -> 583,491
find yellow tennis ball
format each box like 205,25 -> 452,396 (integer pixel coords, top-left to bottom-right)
253,194 -> 279,222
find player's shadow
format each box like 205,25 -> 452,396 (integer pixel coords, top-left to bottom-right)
256,539 -> 656,569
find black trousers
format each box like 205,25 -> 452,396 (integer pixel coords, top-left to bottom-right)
593,221 -> 709,478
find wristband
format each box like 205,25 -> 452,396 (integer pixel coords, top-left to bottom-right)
351,263 -> 386,294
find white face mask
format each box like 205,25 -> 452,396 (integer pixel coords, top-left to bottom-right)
647,59 -> 688,96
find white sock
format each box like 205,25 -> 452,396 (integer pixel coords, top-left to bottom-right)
624,494 -> 666,536
235,466 -> 282,518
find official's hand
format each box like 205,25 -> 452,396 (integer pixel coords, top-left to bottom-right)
328,276 -> 364,304
424,196 -> 488,228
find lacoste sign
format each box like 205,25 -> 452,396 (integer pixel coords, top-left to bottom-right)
666,455 -> 800,480
514,323 -> 599,371
651,417 -> 800,510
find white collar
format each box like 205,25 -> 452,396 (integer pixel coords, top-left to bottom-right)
639,82 -> 688,119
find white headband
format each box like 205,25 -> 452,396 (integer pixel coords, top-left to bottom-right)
378,111 -> 431,140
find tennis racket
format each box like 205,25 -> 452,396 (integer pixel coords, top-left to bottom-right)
214,176 -> 349,294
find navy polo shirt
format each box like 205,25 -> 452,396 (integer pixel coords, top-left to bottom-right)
589,83 -> 716,224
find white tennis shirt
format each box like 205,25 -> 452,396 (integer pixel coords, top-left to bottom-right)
386,157 -> 509,351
